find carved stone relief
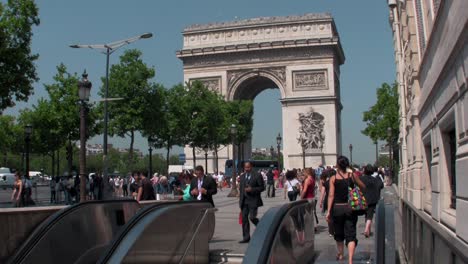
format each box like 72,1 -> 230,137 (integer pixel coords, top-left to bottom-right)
297,109 -> 325,150
227,66 -> 286,89
227,69 -> 250,87
190,77 -> 221,93
293,70 -> 328,91
181,46 -> 333,68
183,22 -> 332,47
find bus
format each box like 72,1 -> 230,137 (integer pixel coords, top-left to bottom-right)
224,159 -> 279,177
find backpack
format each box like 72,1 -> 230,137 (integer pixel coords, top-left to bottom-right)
23,179 -> 32,189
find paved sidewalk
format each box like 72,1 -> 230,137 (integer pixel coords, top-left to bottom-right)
209,187 -> 396,263
209,188 -> 286,255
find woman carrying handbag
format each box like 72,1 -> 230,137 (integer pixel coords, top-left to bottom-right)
326,156 -> 367,264
284,170 -> 301,201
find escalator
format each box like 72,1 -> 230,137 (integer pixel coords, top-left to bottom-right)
8,200 -> 215,264
243,200 -> 315,264
8,200 -> 140,264
98,201 -> 215,264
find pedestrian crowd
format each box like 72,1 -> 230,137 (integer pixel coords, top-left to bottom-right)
232,157 -> 386,264
10,155 -> 387,264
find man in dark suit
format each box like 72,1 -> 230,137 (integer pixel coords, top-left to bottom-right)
190,165 -> 217,207
239,161 -> 265,243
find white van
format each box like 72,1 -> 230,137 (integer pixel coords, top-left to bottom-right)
0,167 -> 15,190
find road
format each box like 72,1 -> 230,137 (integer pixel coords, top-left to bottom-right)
0,185 -> 52,207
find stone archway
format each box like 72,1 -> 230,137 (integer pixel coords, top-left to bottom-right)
177,13 -> 345,172
228,68 -> 286,100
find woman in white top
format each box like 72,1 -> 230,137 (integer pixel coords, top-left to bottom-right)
284,170 -> 301,201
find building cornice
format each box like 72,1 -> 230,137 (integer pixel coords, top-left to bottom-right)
280,96 -> 339,106
183,13 -> 333,33
177,37 -> 345,66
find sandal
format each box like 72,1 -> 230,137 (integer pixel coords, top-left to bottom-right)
336,253 -> 344,261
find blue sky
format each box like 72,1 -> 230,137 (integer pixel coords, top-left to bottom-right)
5,0 -> 396,164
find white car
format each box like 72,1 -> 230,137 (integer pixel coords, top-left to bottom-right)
0,167 -> 15,189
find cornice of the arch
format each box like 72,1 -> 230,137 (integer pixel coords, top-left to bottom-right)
227,67 -> 286,100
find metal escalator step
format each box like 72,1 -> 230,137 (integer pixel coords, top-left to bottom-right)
209,251 -> 244,263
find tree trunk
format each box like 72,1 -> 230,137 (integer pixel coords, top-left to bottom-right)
240,143 -> 244,163
237,143 -> 241,173
51,151 -> 55,178
67,139 -> 73,174
129,130 -> 135,171
192,146 -> 196,167
3,151 -> 7,166
214,147 -> 219,173
166,144 -> 170,175
56,149 -> 60,177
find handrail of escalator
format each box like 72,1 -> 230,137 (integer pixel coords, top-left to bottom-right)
243,200 -> 315,264
97,201 -> 177,263
374,201 -> 396,264
178,207 -> 217,264
98,201 -> 214,264
8,199 -> 139,264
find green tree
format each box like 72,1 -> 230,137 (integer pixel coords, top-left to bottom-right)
0,115 -> 18,165
362,82 -> 400,164
99,49 -> 155,169
141,83 -> 185,173
45,64 -> 99,173
226,100 -> 254,161
18,99 -> 62,176
362,82 -> 399,142
0,0 -> 40,112
376,154 -> 390,167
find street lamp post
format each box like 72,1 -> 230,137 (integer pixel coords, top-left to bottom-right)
70,33 -> 153,199
24,125 -> 32,179
276,133 -> 282,171
203,146 -> 208,173
78,70 -> 92,202
300,136 -> 306,169
148,137 -> 154,179
349,144 -> 353,165
228,124 -> 238,197
375,141 -> 379,165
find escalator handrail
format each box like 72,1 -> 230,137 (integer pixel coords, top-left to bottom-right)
178,207 -> 217,264
98,201 -> 211,263
243,200 -> 308,264
8,199 -> 138,264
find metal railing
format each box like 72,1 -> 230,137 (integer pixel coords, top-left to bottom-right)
374,201 -> 396,264
243,200 -> 315,264
98,201 -> 215,264
8,200 -> 140,264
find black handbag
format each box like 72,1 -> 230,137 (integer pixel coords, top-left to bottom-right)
288,180 -> 300,195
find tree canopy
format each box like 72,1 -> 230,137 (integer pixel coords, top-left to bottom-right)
0,0 -> 40,113
99,49 -> 156,167
362,82 -> 399,143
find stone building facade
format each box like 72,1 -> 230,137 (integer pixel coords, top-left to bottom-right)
387,0 -> 468,262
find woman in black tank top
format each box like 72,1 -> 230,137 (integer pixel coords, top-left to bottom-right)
326,156 -> 367,263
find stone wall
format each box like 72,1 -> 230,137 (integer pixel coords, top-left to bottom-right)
0,206 -> 64,262
389,0 -> 468,262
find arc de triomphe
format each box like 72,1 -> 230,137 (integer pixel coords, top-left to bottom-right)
177,13 -> 345,171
